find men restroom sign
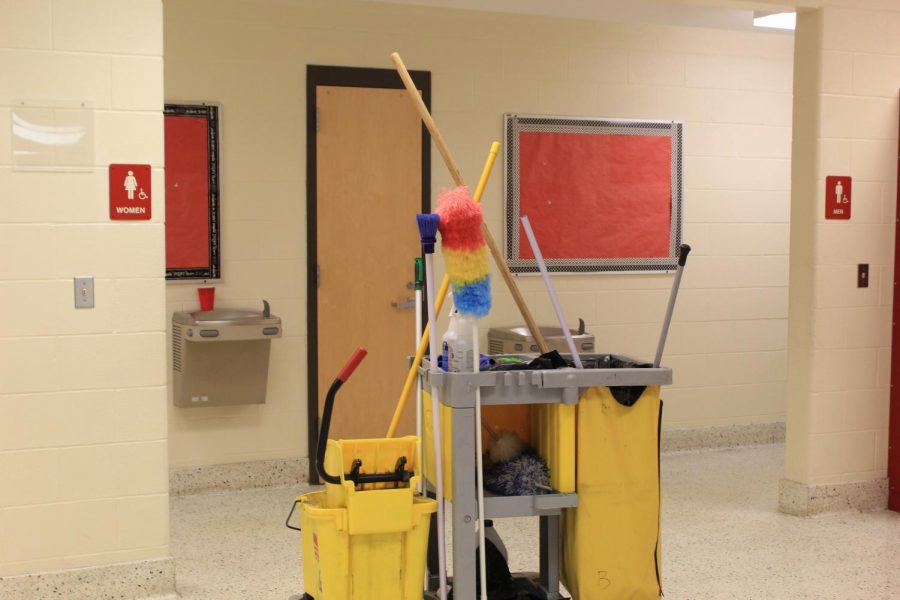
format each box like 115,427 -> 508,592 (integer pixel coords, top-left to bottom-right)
109,164 -> 151,220
825,175 -> 851,220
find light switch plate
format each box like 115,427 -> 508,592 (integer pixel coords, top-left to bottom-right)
74,276 -> 94,308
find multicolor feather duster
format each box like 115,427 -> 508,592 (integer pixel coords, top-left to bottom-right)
435,186 -> 491,318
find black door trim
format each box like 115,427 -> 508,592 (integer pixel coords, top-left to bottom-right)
306,65 -> 431,484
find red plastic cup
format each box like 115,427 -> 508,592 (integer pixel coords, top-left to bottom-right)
198,287 -> 215,311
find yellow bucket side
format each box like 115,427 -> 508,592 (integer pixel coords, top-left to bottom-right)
562,385 -> 662,600
298,491 -> 436,600
300,492 -> 350,600
421,389 -> 454,501
532,402 -> 576,493
347,487 -> 414,535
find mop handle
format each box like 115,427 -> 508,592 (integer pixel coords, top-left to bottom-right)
424,252 -> 449,600
386,141 -> 499,438
654,244 -> 691,368
391,53 -> 463,185
520,216 -> 583,369
391,52 -> 549,355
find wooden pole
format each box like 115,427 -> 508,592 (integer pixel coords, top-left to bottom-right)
390,52 -> 548,352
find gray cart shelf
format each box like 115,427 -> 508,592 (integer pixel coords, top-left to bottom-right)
419,356 -> 671,600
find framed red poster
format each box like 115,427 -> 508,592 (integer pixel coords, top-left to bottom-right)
164,104 -> 221,280
504,115 -> 683,273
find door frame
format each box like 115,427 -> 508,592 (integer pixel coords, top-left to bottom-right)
890,92 -> 900,511
306,65 -> 431,484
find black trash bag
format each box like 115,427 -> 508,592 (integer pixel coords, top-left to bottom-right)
489,350 -> 568,371
448,537 -> 545,600
489,351 -> 652,407
598,354 -> 652,407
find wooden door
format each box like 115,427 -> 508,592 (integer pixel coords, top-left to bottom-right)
307,67 -> 430,482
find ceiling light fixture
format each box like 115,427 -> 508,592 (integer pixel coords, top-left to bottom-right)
753,12 -> 796,30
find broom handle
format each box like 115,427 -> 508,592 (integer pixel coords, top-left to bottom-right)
390,52 -> 548,354
392,53 -> 464,189
385,142 -> 493,438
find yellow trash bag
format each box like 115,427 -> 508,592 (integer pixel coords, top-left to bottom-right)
562,385 -> 662,599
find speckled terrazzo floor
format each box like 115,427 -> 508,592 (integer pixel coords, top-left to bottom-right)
169,445 -> 900,599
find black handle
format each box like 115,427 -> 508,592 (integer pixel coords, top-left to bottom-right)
678,244 -> 692,267
316,379 -> 344,485
284,499 -> 301,531
316,348 -> 368,485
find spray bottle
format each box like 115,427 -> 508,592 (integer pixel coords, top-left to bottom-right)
445,310 -> 476,373
441,297 -> 456,371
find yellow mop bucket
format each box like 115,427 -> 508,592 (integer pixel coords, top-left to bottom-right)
289,348 -> 436,600
296,457 -> 435,598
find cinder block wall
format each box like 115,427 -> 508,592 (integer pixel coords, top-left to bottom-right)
786,3 -> 899,489
0,0 -> 170,579
164,0 -> 794,468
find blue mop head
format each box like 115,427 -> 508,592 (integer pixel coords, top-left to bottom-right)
416,213 -> 440,255
484,451 -> 551,497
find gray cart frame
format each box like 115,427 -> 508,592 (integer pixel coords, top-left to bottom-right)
420,357 -> 672,600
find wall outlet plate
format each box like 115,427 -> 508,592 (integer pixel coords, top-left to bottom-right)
858,264 -> 869,288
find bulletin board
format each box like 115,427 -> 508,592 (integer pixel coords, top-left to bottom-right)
504,114 -> 683,273
164,104 -> 221,280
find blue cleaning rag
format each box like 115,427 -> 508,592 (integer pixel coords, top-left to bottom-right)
438,353 -> 493,371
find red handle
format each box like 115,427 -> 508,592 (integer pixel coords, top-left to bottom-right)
336,347 -> 367,383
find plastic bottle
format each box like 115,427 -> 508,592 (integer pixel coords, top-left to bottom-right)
447,312 -> 476,373
441,309 -> 458,371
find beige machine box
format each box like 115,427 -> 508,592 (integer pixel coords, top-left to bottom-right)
487,321 -> 594,355
172,303 -> 281,407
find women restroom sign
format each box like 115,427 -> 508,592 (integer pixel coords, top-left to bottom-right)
109,164 -> 151,220
825,175 -> 851,220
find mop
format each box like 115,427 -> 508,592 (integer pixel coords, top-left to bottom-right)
416,213 -> 448,600
436,186 -> 490,600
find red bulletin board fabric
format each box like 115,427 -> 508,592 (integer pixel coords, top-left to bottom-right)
517,131 -> 672,260
165,115 -> 210,270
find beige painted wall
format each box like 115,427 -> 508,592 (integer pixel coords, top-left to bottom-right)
0,0 -> 169,579
786,3 -> 900,487
164,0 -> 794,468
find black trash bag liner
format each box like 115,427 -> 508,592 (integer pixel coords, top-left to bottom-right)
489,351 -> 652,407
488,350 -> 568,371
590,354 -> 653,407
448,536 -> 545,600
